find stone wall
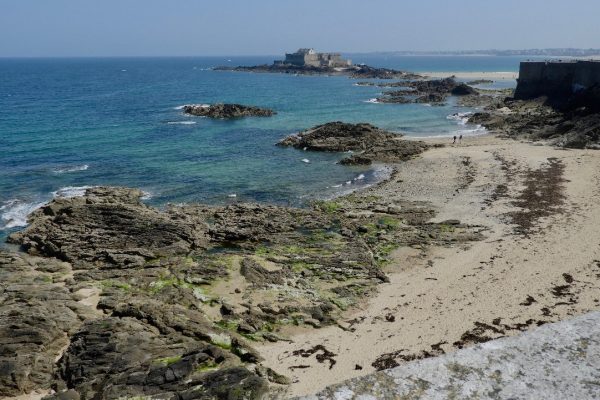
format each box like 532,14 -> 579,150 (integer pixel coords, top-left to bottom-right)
514,60 -> 600,100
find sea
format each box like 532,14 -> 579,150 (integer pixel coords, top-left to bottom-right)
0,55 -> 527,241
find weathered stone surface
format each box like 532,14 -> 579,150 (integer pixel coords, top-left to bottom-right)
0,252 -> 92,397
1,187 -> 484,398
468,95 -> 600,149
278,122 -> 397,152
183,103 -> 275,119
301,312 -> 600,400
278,122 -> 430,164
8,187 -> 209,268
376,77 -> 479,105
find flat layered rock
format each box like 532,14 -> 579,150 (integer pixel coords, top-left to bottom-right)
183,103 -> 275,119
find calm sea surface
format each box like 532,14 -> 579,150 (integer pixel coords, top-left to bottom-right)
0,55 -> 527,239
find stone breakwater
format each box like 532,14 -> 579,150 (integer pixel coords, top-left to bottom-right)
1,180 -> 483,399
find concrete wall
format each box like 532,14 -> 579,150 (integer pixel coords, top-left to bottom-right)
515,60 -> 600,99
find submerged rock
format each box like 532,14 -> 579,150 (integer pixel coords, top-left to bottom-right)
183,103 -> 275,119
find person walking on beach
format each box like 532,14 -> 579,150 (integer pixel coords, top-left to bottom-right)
452,135 -> 457,144
459,134 -> 463,144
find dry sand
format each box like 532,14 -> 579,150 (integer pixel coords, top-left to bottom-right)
422,71 -> 518,81
258,134 -> 600,397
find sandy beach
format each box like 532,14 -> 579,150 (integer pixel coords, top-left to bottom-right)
257,134 -> 600,397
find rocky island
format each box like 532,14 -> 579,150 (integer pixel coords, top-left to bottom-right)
214,48 -> 423,80
183,103 -> 275,119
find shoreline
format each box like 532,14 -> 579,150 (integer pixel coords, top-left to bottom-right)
256,133 -> 600,397
3,132 -> 599,399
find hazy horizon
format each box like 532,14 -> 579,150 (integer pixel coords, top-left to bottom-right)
1,0 -> 599,57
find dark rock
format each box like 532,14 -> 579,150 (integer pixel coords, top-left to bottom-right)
278,122 -> 397,152
8,187 -> 209,269
215,63 -> 423,80
451,83 -> 479,96
240,258 -> 286,286
278,122 -> 429,164
182,103 -> 275,119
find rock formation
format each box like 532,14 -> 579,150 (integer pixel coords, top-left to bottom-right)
215,64 -> 422,80
376,78 -> 479,105
1,184 -> 484,398
183,103 -> 275,119
278,122 -> 430,165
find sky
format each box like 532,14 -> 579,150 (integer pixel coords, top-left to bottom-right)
1,0 -> 599,57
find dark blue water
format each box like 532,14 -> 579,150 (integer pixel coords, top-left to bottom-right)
0,55 -> 524,238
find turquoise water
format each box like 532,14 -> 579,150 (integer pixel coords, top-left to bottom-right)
0,55 -> 523,239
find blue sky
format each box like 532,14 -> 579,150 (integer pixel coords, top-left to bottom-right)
1,0 -> 598,57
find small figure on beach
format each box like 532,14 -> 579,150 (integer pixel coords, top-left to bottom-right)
452,135 -> 457,144
459,134 -> 463,144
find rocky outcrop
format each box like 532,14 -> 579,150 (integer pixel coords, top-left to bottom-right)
0,252 -> 94,397
278,122 -> 430,164
278,122 -> 397,152
3,187 -> 484,398
467,88 -> 600,149
183,103 -> 275,119
376,78 -> 479,105
451,83 -> 479,96
8,187 -> 209,268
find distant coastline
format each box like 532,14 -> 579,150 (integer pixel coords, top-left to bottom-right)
346,48 -> 600,57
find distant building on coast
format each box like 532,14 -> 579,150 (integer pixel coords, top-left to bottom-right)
274,48 -> 352,68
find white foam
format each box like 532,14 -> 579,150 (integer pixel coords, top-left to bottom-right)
167,121 -> 197,125
227,194 -> 237,198
173,105 -> 186,110
354,174 -> 365,181
53,164 -> 89,174
332,184 -> 343,188
363,98 -> 380,104
52,186 -> 94,199
0,199 -> 46,229
447,112 -> 473,126
141,191 -> 153,200
301,158 -> 310,163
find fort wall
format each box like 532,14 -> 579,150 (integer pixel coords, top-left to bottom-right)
514,60 -> 600,99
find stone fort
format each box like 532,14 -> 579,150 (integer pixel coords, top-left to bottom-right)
274,48 -> 352,68
514,59 -> 600,99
